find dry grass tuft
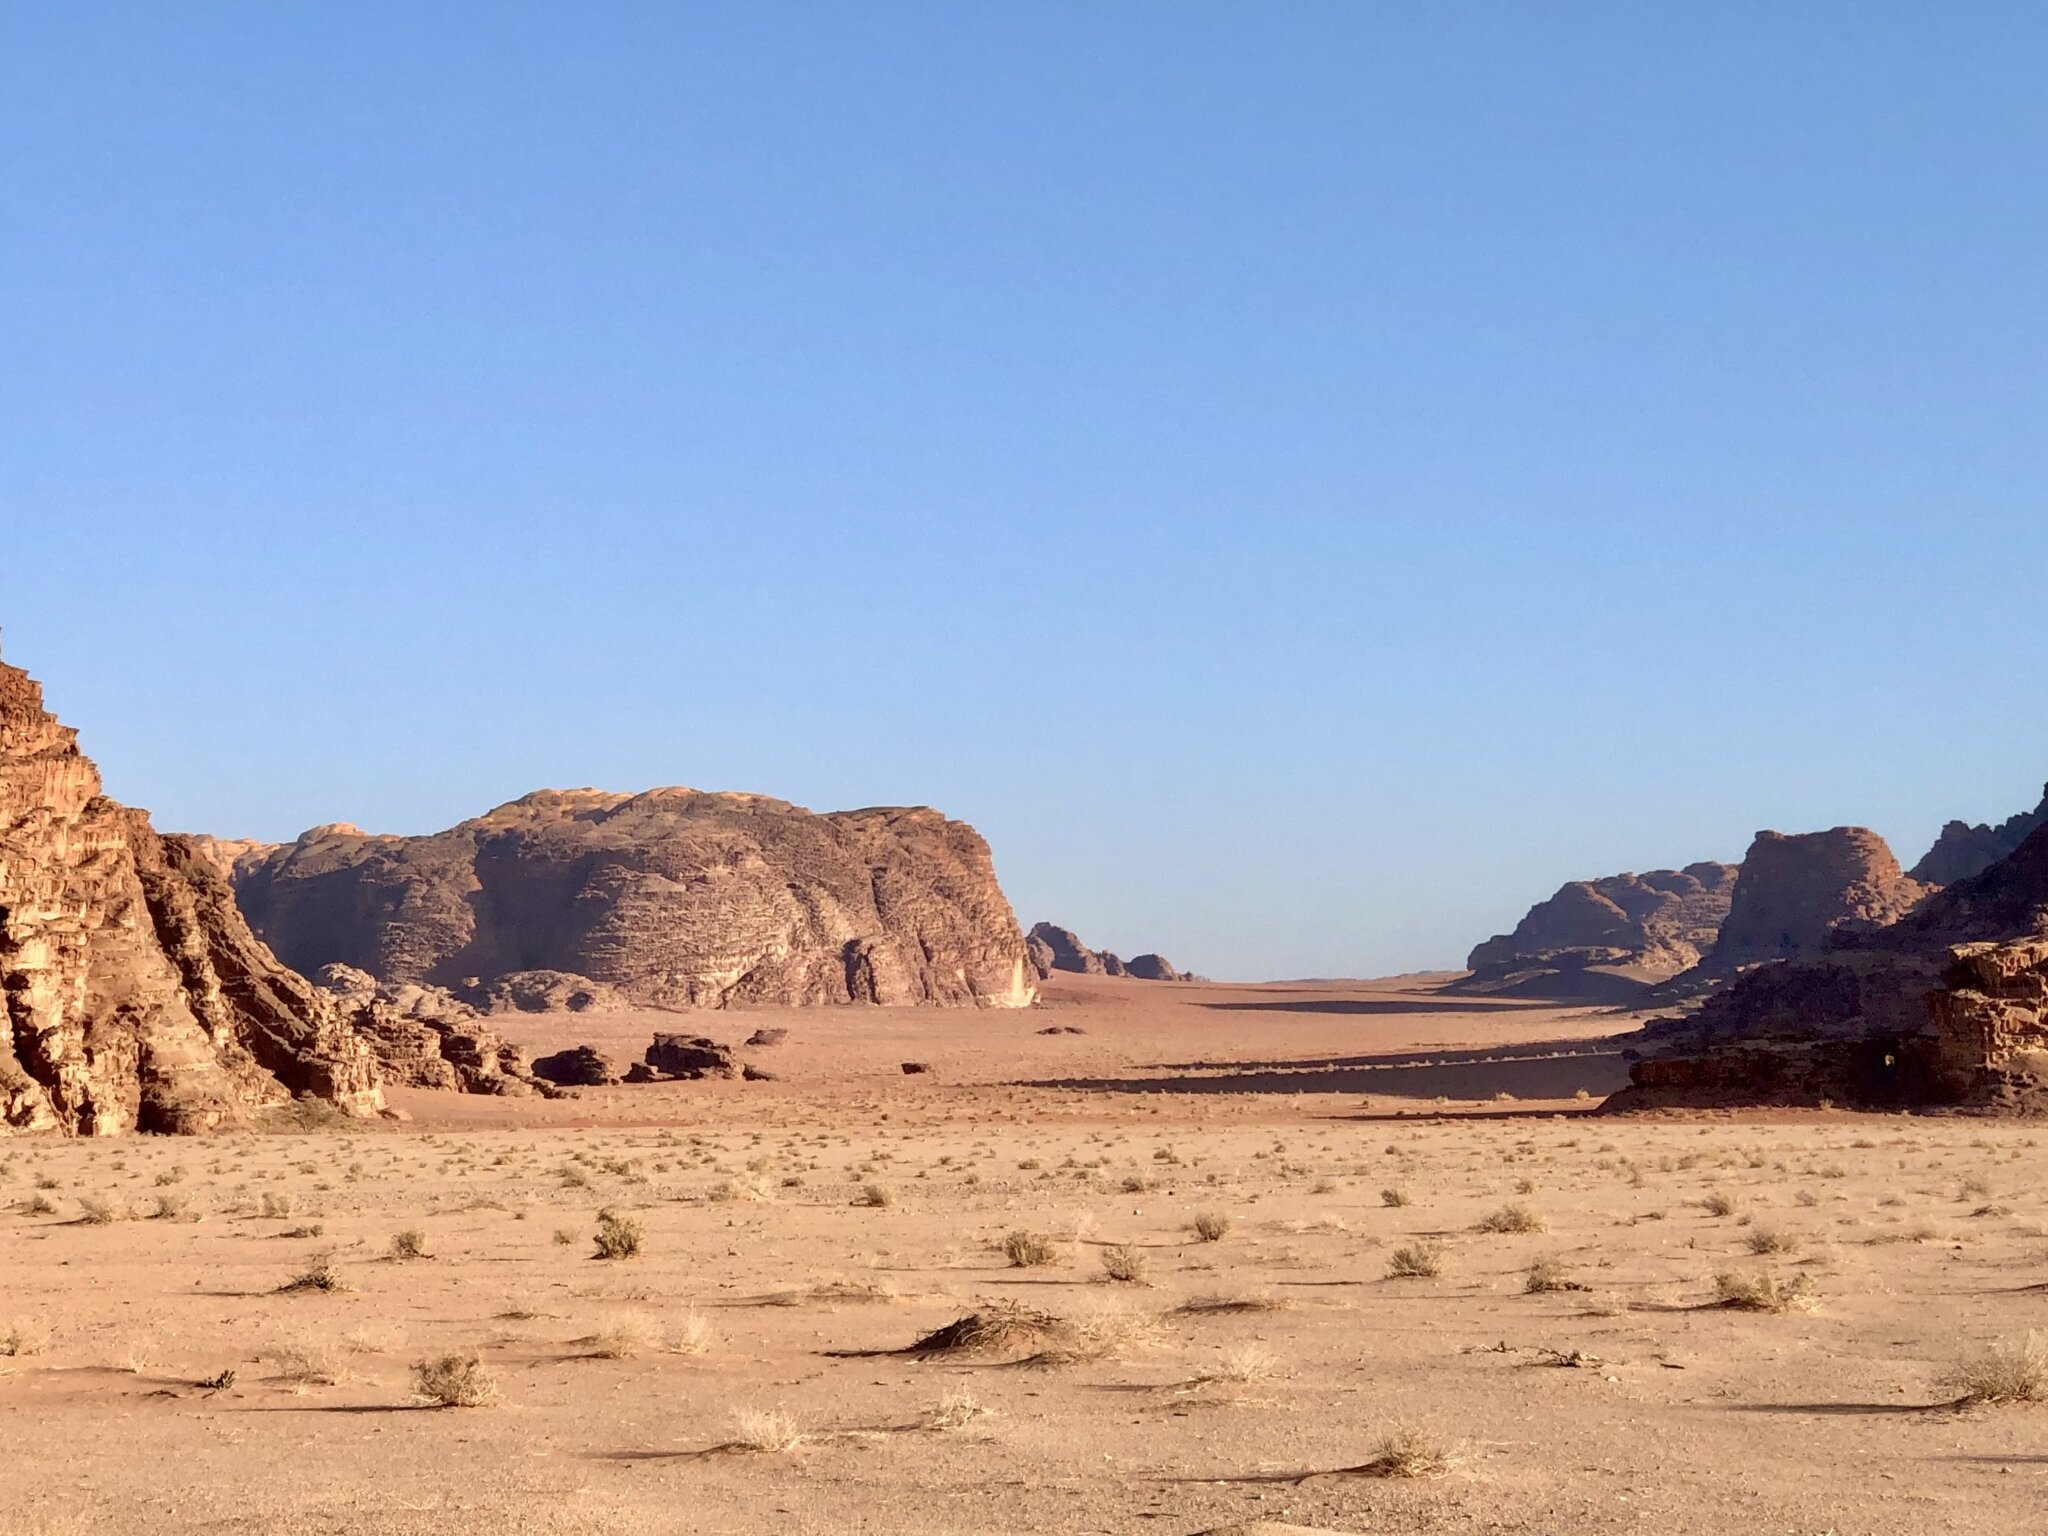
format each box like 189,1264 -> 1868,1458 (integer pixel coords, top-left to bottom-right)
411,1352 -> 499,1407
921,1388 -> 989,1430
1475,1202 -> 1547,1234
388,1228 -> 431,1261
727,1406 -> 803,1452
1711,1268 -> 1818,1313
592,1208 -> 642,1260
1939,1332 -> 2048,1406
1744,1225 -> 1801,1257
587,1312 -> 663,1359
275,1252 -> 348,1294
2,1320 -> 49,1357
270,1338 -> 345,1391
1098,1243 -> 1149,1284
1175,1290 -> 1284,1316
1002,1229 -> 1062,1268
1524,1256 -> 1588,1293
1386,1241 -> 1447,1279
1190,1210 -> 1232,1243
1353,1426 -> 1456,1478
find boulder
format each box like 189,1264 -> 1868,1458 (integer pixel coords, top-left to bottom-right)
1125,953 -> 1184,981
229,789 -> 1036,1010
744,1027 -> 788,1047
641,1033 -> 739,1080
530,1045 -> 620,1087
0,650 -> 385,1135
1025,933 -> 1056,980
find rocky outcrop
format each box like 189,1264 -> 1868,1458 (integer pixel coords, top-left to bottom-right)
1699,828 -> 1931,974
1608,819 -> 2048,1115
310,964 -> 558,1097
230,790 -> 1036,1011
1026,922 -> 1184,981
530,1044 -> 620,1087
627,1033 -> 740,1082
463,969 -> 630,1015
1911,785 -> 2048,887
1458,864 -> 1737,999
0,653 -> 384,1134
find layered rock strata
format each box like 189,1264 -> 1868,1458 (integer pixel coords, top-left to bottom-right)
1458,863 -> 1737,998
0,656 -> 384,1134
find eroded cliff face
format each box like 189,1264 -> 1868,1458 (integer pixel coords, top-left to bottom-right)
232,789 -> 1036,1010
0,657 -> 383,1134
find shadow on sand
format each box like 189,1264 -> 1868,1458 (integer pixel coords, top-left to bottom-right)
1017,1037 -> 1631,1101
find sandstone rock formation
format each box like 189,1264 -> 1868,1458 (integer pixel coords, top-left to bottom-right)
1458,863 -> 1738,999
0,654 -> 384,1134
229,789 -> 1036,1011
626,1033 -> 740,1082
1025,922 -> 1184,982
1608,820 -> 2048,1115
1910,784 -> 2048,886
310,965 -> 558,1097
1699,828 -> 1931,973
530,1044 -> 620,1087
463,969 -> 630,1015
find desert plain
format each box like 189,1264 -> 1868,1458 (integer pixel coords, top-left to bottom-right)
4,973 -> 2044,1536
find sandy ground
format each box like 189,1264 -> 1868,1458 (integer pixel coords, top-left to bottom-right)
4,974 -> 2045,1535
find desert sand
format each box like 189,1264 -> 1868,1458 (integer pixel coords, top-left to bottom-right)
5,974 -> 2044,1535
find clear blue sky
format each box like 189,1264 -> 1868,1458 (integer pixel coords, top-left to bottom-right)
5,4 -> 2046,980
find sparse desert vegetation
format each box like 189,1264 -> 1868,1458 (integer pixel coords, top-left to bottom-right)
5,977 -> 2047,1534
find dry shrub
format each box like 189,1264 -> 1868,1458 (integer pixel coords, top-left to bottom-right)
2,1320 -> 48,1357
1190,1210 -> 1232,1243
921,1388 -> 989,1430
1940,1332 -> 2048,1405
593,1209 -> 642,1260
854,1183 -> 894,1208
1744,1225 -> 1801,1257
1711,1269 -> 1818,1313
1475,1203 -> 1547,1234
22,1193 -> 56,1217
1380,1187 -> 1412,1208
412,1352 -> 499,1407
76,1196 -> 120,1226
276,1252 -> 348,1294
728,1406 -> 803,1452
1027,1302 -> 1162,1366
1386,1241 -> 1447,1279
270,1338 -> 344,1391
1175,1290 -> 1283,1316
148,1193 -> 190,1221
588,1312 -> 662,1359
709,1173 -> 773,1204
666,1308 -> 713,1356
1197,1343 -> 1277,1386
389,1228 -> 431,1261
908,1302 -> 1062,1358
1355,1426 -> 1455,1478
1002,1229 -> 1061,1268
1524,1256 -> 1587,1294
1098,1243 -> 1149,1284
1701,1190 -> 1740,1218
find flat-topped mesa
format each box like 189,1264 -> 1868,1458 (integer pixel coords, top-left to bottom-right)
1700,828 -> 1932,973
1910,784 -> 2048,887
231,788 -> 1037,1010
0,654 -> 384,1134
1457,863 -> 1738,998
1608,816 -> 2048,1115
